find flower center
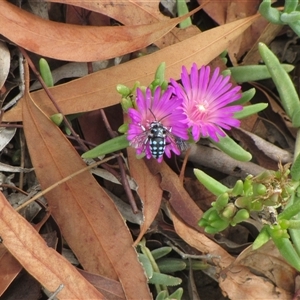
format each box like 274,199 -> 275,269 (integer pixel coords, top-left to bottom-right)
197,103 -> 207,112
196,100 -> 208,113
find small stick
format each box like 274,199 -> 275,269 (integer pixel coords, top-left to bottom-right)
100,109 -> 138,213
16,155 -> 118,212
47,284 -> 64,300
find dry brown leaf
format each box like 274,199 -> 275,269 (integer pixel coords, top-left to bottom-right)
243,23 -> 284,65
22,63 -> 151,299
199,0 -> 268,64
146,160 -> 203,231
0,1 -> 193,62
49,0 -> 199,48
0,192 -> 105,299
0,244 -> 22,296
127,148 -> 162,246
235,241 -> 297,293
3,14 -> 260,123
0,209 -> 59,296
78,269 -> 126,300
49,0 -> 165,25
219,264 -> 292,299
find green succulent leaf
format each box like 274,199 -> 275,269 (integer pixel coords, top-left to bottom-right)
291,153 -> 300,180
194,169 -> 228,196
228,64 -> 294,83
209,134 -> 252,162
234,103 -> 268,119
230,88 -> 256,105
166,288 -> 184,300
177,0 -> 192,28
156,258 -> 186,273
82,135 -> 129,158
138,253 -> 153,279
151,247 -> 173,260
39,58 -> 54,87
259,0 -> 283,24
148,272 -> 182,286
258,42 -> 300,127
284,0 -> 299,13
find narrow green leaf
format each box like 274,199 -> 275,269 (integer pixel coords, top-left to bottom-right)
177,0 -> 192,28
268,227 -> 300,271
284,0 -> 298,13
259,0 -> 283,24
138,253 -> 153,279
228,64 -> 294,83
156,258 -> 186,273
194,169 -> 228,196
148,272 -> 182,286
281,11 -> 300,22
151,247 -> 172,260
209,134 -> 252,162
166,288 -> 183,300
234,103 -> 268,119
82,135 -> 129,158
291,153 -> 300,180
258,42 -> 300,127
230,88 -> 256,105
39,58 -> 53,87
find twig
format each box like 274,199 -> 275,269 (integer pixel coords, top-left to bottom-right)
16,155 -> 118,212
163,239 -> 220,261
2,49 -> 25,111
100,109 -> 138,213
18,130 -> 26,190
179,147 -> 191,184
47,284 -> 64,300
19,48 -> 88,153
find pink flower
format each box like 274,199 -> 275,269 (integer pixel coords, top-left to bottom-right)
127,86 -> 188,162
171,64 -> 243,142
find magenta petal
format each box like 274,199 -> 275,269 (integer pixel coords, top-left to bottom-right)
127,86 -> 189,162
172,63 -> 243,142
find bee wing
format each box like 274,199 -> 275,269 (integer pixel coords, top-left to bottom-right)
175,137 -> 190,152
165,132 -> 189,152
129,130 -> 150,149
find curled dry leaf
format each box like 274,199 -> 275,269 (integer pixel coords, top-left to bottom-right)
235,241 -> 297,293
127,148 -> 162,246
3,14 -> 260,123
48,0 -> 193,48
0,1 -> 197,62
0,41 -> 10,90
219,264 -> 292,299
78,269 -> 126,300
22,63 -> 151,299
49,0 -> 165,25
0,244 -> 22,296
0,192 -> 105,299
146,160 -> 203,231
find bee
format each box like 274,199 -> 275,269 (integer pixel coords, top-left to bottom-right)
130,110 -> 188,159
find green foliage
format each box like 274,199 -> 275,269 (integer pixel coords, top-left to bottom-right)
39,58 -> 53,87
258,43 -> 300,127
81,135 -> 129,159
137,239 -> 207,299
209,134 -> 252,162
228,64 -> 294,83
259,0 -> 300,36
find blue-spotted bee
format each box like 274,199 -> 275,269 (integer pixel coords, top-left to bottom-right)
129,110 -> 189,159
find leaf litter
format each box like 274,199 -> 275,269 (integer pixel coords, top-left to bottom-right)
0,1 -> 297,299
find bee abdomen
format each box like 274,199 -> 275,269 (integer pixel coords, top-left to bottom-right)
149,137 -> 166,158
